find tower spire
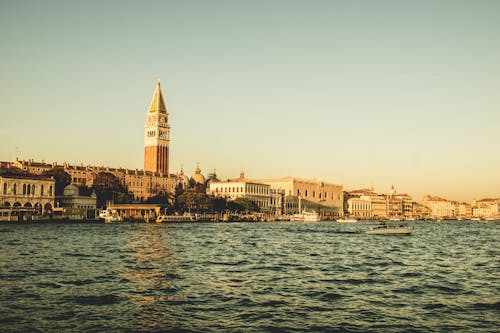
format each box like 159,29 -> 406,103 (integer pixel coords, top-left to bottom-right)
148,78 -> 168,114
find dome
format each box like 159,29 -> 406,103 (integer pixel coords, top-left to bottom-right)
180,174 -> 190,186
206,169 -> 220,186
63,183 -> 79,196
191,164 -> 206,185
177,167 -> 190,188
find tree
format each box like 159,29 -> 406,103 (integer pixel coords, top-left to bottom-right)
146,191 -> 174,205
41,168 -> 71,195
230,198 -> 259,213
176,191 -> 213,213
92,172 -> 132,208
211,196 -> 228,213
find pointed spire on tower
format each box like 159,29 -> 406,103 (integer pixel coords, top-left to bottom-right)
148,78 -> 168,114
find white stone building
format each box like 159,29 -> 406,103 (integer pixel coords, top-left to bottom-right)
0,174 -> 56,219
207,179 -> 271,212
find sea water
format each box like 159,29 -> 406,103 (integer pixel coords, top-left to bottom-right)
1,221 -> 498,332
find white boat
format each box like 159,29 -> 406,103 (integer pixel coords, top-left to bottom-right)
156,214 -> 197,223
98,209 -> 123,223
336,218 -> 357,223
290,210 -> 321,222
365,223 -> 413,235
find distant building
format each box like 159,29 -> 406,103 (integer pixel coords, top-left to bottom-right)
422,195 -> 456,218
344,185 -> 414,219
472,198 -> 500,218
0,173 -> 55,219
254,177 -> 343,216
55,184 -> 97,219
455,202 -> 472,219
207,176 -> 271,212
347,196 -> 372,218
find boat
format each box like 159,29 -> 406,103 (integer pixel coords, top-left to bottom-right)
365,223 -> 413,235
156,213 -> 197,223
290,210 -> 321,222
98,209 -> 123,223
336,218 -> 357,223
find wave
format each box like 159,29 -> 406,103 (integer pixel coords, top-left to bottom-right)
66,294 -> 122,306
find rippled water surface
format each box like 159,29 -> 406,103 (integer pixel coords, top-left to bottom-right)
1,221 -> 499,332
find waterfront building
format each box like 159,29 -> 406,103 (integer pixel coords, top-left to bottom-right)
55,183 -> 97,219
0,173 -> 55,220
7,158 -> 177,203
253,177 -> 343,216
207,177 -> 271,212
455,202 -> 473,219
344,186 -> 414,219
387,186 -> 413,218
413,201 -> 431,219
347,197 -> 372,219
368,195 -> 388,219
472,198 -> 500,218
422,195 -> 456,219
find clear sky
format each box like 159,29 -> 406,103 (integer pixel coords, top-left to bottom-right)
1,0 -> 499,202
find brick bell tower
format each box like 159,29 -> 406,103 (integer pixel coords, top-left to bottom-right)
144,78 -> 170,175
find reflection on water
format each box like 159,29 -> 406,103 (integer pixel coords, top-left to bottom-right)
120,225 -> 183,331
0,221 -> 499,332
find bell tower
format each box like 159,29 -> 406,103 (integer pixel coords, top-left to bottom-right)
144,78 -> 170,175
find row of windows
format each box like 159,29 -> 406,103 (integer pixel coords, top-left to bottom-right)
213,186 -> 269,195
72,177 -> 87,184
2,183 -> 53,196
128,181 -> 144,187
297,189 -> 341,200
350,202 -> 371,210
247,185 -> 269,195
215,187 -> 244,194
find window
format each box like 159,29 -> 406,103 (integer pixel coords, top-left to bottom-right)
23,184 -> 26,195
49,186 -> 53,196
32,185 -> 35,195
305,190 -> 308,197
13,184 -> 17,195
41,185 -> 44,196
3,183 -> 7,195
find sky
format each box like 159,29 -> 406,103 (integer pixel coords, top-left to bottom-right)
1,0 -> 499,202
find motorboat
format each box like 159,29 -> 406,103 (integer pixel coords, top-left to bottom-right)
98,209 -> 123,223
156,213 -> 197,223
365,223 -> 413,235
290,210 -> 321,222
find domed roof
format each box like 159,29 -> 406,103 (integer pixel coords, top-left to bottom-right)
63,183 -> 79,196
178,167 -> 190,186
191,164 -> 206,185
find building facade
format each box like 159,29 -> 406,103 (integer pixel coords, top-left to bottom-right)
472,198 -> 500,218
0,174 -> 56,217
207,180 -> 271,212
422,195 -> 456,218
55,184 -> 97,219
254,177 -> 343,216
